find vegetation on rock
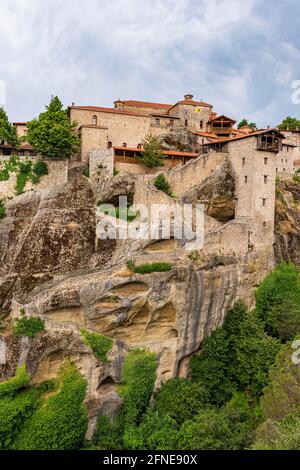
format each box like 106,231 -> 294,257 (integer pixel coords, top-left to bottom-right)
126,260 -> 172,274
14,309 -> 45,338
81,329 -> 113,363
277,116 -> 300,131
154,173 -> 174,197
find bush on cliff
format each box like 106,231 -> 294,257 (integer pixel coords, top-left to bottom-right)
154,173 -> 173,197
14,309 -> 45,338
13,361 -> 88,450
80,329 -> 113,363
255,262 -> 300,341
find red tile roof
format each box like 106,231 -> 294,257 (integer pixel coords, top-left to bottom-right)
209,114 -> 236,124
113,146 -> 199,158
69,105 -> 149,118
13,122 -> 28,126
206,129 -> 285,145
121,100 -> 172,109
171,99 -> 213,109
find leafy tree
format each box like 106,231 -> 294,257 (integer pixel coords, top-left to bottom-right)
177,393 -> 259,450
237,119 -> 256,131
26,96 -> 79,158
0,107 -> 20,147
154,378 -> 209,426
13,361 -> 88,450
255,262 -> 300,341
190,327 -> 235,405
235,312 -> 281,398
278,116 -> 300,131
191,302 -> 281,402
138,134 -> 164,168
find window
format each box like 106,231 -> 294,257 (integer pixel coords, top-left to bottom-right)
262,198 -> 266,207
264,175 -> 268,184
263,221 -> 267,228
264,157 -> 268,165
276,168 -> 278,172
170,119 -> 174,126
242,158 -> 246,166
200,120 -> 203,129
283,168 -> 286,172
92,115 -> 97,125
122,143 -> 127,148
107,141 -> 112,149
244,176 -> 248,184
155,118 -> 160,126
137,143 -> 142,149
185,119 -> 188,127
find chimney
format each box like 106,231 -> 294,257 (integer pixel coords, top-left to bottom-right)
72,102 -> 75,107
184,93 -> 194,101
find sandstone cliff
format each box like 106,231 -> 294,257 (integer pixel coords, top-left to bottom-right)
0,163 -> 279,438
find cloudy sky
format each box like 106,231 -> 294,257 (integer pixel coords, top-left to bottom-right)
1,0 -> 300,127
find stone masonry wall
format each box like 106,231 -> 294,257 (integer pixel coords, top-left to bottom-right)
0,156 -> 69,199
89,149 -> 114,178
168,151 -> 227,196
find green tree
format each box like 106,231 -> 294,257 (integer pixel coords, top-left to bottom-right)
0,107 -> 20,147
154,378 -> 209,426
237,119 -> 256,131
13,361 -> 88,450
26,96 -> 79,158
138,134 -> 164,168
177,393 -> 259,450
278,116 -> 300,131
255,262 -> 300,341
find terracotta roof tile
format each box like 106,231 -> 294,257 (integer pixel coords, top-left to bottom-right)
69,105 -> 149,118
122,100 -> 172,109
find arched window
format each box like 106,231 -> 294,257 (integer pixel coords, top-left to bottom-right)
108,141 -> 112,149
137,143 -> 142,150
92,115 -> 97,125
123,143 -> 127,148
200,120 -> 203,129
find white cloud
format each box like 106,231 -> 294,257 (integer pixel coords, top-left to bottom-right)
1,0 -> 300,126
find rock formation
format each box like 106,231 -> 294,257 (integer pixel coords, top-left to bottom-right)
0,161 -> 285,438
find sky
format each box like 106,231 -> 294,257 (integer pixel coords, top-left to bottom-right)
1,0 -> 300,127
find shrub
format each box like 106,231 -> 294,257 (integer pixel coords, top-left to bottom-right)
0,200 -> 5,220
154,174 -> 173,197
126,260 -> 172,274
14,309 -> 45,338
13,361 -> 88,450
19,161 -> 32,174
0,365 -> 31,398
80,329 -> 113,363
33,161 -> 48,176
0,389 -> 38,449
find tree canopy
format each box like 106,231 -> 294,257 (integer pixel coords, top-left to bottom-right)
138,134 -> 164,168
237,119 -> 256,131
277,116 -> 300,131
0,107 -> 20,147
26,96 -> 79,158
